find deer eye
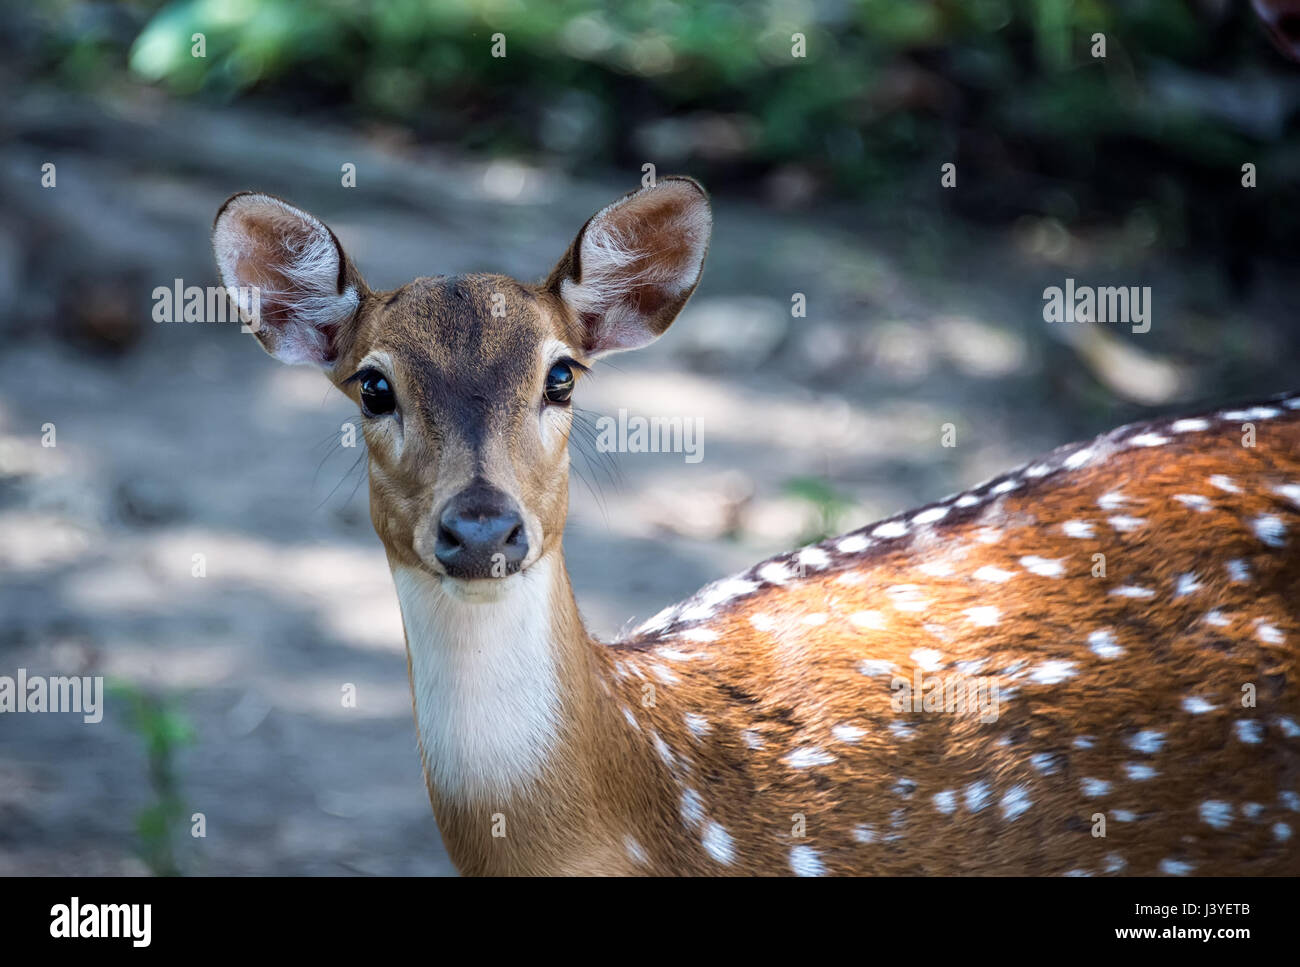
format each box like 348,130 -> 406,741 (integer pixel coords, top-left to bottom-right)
544,361 -> 575,405
358,369 -> 396,417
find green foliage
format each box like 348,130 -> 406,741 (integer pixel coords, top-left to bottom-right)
29,0 -> 1300,248
109,679 -> 195,876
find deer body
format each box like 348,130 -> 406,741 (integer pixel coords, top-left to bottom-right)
214,181 -> 1300,876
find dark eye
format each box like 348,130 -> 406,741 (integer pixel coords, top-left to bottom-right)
544,361 -> 575,405
358,369 -> 396,416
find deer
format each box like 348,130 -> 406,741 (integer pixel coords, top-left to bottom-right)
212,178 -> 1300,876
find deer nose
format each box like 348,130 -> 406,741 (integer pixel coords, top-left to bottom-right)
434,486 -> 529,580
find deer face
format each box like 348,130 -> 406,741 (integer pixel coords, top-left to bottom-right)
213,179 -> 711,597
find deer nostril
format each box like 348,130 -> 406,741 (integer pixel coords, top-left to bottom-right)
506,524 -> 524,546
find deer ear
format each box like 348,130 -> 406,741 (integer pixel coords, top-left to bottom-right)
212,193 -> 364,368
547,177 -> 711,356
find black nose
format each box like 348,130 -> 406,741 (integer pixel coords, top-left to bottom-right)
434,486 -> 529,579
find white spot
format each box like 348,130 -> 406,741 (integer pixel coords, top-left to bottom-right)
681,626 -> 719,643
650,663 -> 679,685
624,834 -> 648,865
991,479 -> 1021,495
1182,696 -> 1216,714
1001,785 -> 1033,821
1062,869 -> 1091,877
1203,610 -> 1230,628
888,721 -> 916,740
1209,474 -> 1241,494
965,781 -> 992,813
1235,720 -> 1264,744
933,789 -> 958,814
892,778 -> 917,799
1277,716 -> 1300,738
1226,559 -> 1251,583
1199,800 -> 1233,830
873,520 -> 909,540
701,821 -> 735,865
1128,432 -> 1168,447
749,613 -> 776,633
1173,494 -> 1211,512
1097,490 -> 1128,510
1020,555 -> 1068,578
964,606 -> 1001,627
783,746 -> 836,769
954,494 -> 982,508
1174,573 -> 1201,597
801,612 -> 828,627
1064,448 -> 1096,470
1030,752 -> 1060,775
1242,802 -> 1265,819
837,534 -> 870,554
1123,762 -> 1159,781
955,658 -> 988,675
858,658 -> 896,677
1063,520 -> 1095,538
1073,735 -> 1096,749
1030,660 -> 1077,685
1128,730 -> 1165,754
622,707 -> 640,730
680,788 -> 704,827
1104,854 -> 1127,873
917,560 -> 955,578
1109,585 -> 1155,599
886,584 -> 929,612
1274,483 -> 1300,507
1108,515 -> 1147,533
1275,822 -> 1293,842
973,565 -> 1015,583
849,610 -> 887,631
789,845 -> 825,877
740,729 -> 764,750
1026,463 -> 1053,478
911,506 -> 950,526
831,724 -> 866,744
651,732 -> 675,768
1254,515 -> 1286,548
1256,621 -> 1284,644
1089,629 -> 1125,659
1170,418 -> 1209,433
758,561 -> 794,584
796,546 -> 831,570
685,713 -> 710,738
1081,778 -> 1111,797
910,648 -> 945,672
1159,858 -> 1194,876
852,824 -> 876,844
1112,809 -> 1136,822
1282,791 -> 1300,812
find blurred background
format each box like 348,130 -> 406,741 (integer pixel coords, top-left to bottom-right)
1,0 -> 1298,875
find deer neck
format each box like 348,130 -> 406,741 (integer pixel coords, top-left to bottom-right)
390,552 -> 639,873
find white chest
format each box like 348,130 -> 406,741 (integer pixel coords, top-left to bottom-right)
391,563 -> 563,803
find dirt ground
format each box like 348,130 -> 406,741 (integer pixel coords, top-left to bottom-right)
1,87 -> 1294,875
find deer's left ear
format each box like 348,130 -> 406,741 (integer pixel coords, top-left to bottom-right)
212,192 -> 365,369
547,177 -> 712,356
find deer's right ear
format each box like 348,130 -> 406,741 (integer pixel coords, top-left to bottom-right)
212,193 -> 364,369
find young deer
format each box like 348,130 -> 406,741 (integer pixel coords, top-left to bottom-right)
213,179 -> 1300,876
